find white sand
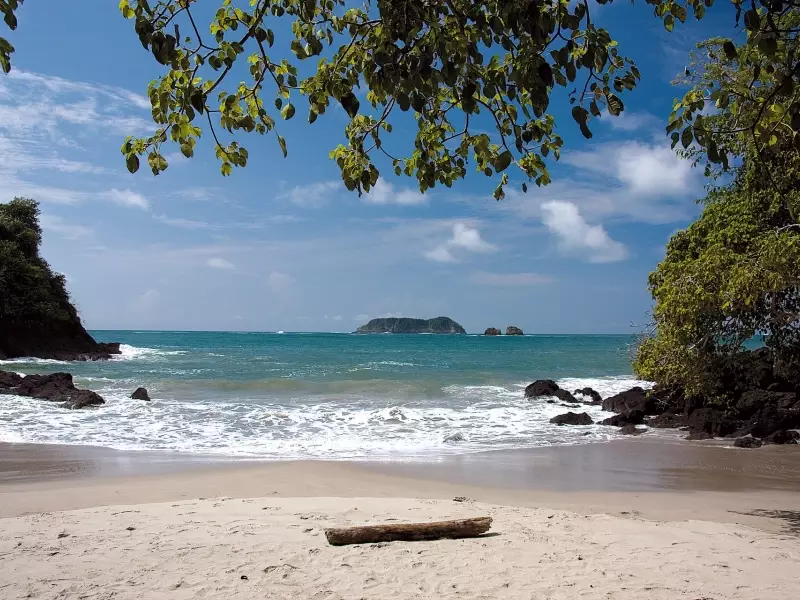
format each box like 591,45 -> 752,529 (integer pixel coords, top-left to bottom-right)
2,496 -> 798,599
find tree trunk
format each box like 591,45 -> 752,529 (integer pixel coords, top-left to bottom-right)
324,516 -> 492,546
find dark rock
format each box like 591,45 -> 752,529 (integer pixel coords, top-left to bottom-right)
686,407 -> 740,437
601,410 -> 645,427
554,389 -> 578,403
550,412 -> 593,426
545,399 -> 556,404
574,387 -> 602,405
736,390 -> 796,418
483,328 -> 501,336
505,326 -> 523,336
0,321 -> 121,362
0,370 -> 23,389
762,430 -> 800,445
601,387 -> 658,415
61,389 -> 105,410
525,379 -> 560,398
749,402 -> 800,438
131,387 -> 150,401
443,432 -> 465,443
685,431 -> 713,441
733,436 -> 763,449
646,413 -> 688,429
0,369 -> 105,409
619,424 -> 644,436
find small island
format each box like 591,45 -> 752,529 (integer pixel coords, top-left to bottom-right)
356,317 -> 466,334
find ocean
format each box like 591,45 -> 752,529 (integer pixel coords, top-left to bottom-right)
0,331 -> 651,460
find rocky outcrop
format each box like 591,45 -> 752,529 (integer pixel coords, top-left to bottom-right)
525,379 -> 559,397
484,328 -> 501,336
600,410 -> 644,427
763,430 -> 799,445
550,412 -> 593,426
524,379 -> 576,403
0,199 -> 120,362
631,349 -> 799,442
645,412 -> 688,429
505,326 -> 523,336
443,432 -> 465,443
619,424 -> 644,436
0,370 -> 105,409
734,436 -> 763,449
131,387 -> 150,401
601,387 -> 659,415
356,317 -> 466,334
574,387 -> 603,405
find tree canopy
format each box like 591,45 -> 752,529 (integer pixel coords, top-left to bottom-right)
0,198 -> 76,325
3,1 -> 799,198
634,33 -> 800,400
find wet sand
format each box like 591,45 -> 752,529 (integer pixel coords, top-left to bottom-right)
2,439 -> 800,534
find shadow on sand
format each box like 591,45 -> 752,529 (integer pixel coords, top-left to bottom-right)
730,509 -> 800,536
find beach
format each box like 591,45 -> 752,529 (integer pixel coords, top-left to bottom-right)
2,439 -> 800,599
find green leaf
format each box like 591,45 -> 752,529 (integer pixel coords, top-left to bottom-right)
664,14 -> 675,32
339,92 -> 360,118
277,135 -> 287,158
681,127 -> 693,149
722,41 -> 737,60
281,103 -> 295,120
494,150 -> 513,173
125,154 -> 140,174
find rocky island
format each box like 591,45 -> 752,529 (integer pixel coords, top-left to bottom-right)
356,317 -> 466,334
0,198 -> 119,361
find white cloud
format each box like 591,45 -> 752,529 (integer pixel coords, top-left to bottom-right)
280,181 -> 340,207
207,257 -> 235,269
363,178 -> 427,205
153,214 -> 212,229
267,271 -> 294,289
424,245 -> 457,263
450,223 -> 496,252
469,272 -> 552,286
563,141 -> 695,197
39,214 -> 91,239
600,110 -> 660,132
106,188 -> 149,210
332,315 -> 343,321
541,201 -> 628,263
353,313 -> 369,321
424,222 -> 496,263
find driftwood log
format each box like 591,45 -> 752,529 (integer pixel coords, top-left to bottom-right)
324,516 -> 492,546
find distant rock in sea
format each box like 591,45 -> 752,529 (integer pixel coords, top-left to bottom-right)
484,328 -> 501,336
505,326 -> 523,335
356,317 -> 466,334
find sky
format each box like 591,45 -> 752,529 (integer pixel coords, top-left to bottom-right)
1,1 -> 734,333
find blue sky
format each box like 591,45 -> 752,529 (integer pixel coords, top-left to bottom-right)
1,1 -> 733,333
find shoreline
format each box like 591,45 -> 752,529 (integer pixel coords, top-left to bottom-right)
3,439 -> 799,598
3,438 -> 800,534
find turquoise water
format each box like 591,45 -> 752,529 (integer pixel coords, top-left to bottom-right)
0,332 -> 650,459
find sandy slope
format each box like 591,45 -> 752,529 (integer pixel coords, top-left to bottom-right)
1,496 -> 798,599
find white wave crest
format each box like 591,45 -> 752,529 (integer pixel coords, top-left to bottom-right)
114,344 -> 188,361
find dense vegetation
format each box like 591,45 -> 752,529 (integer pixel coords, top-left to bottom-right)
0,198 -> 113,360
0,198 -> 74,325
634,34 -> 800,400
356,317 -> 466,334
